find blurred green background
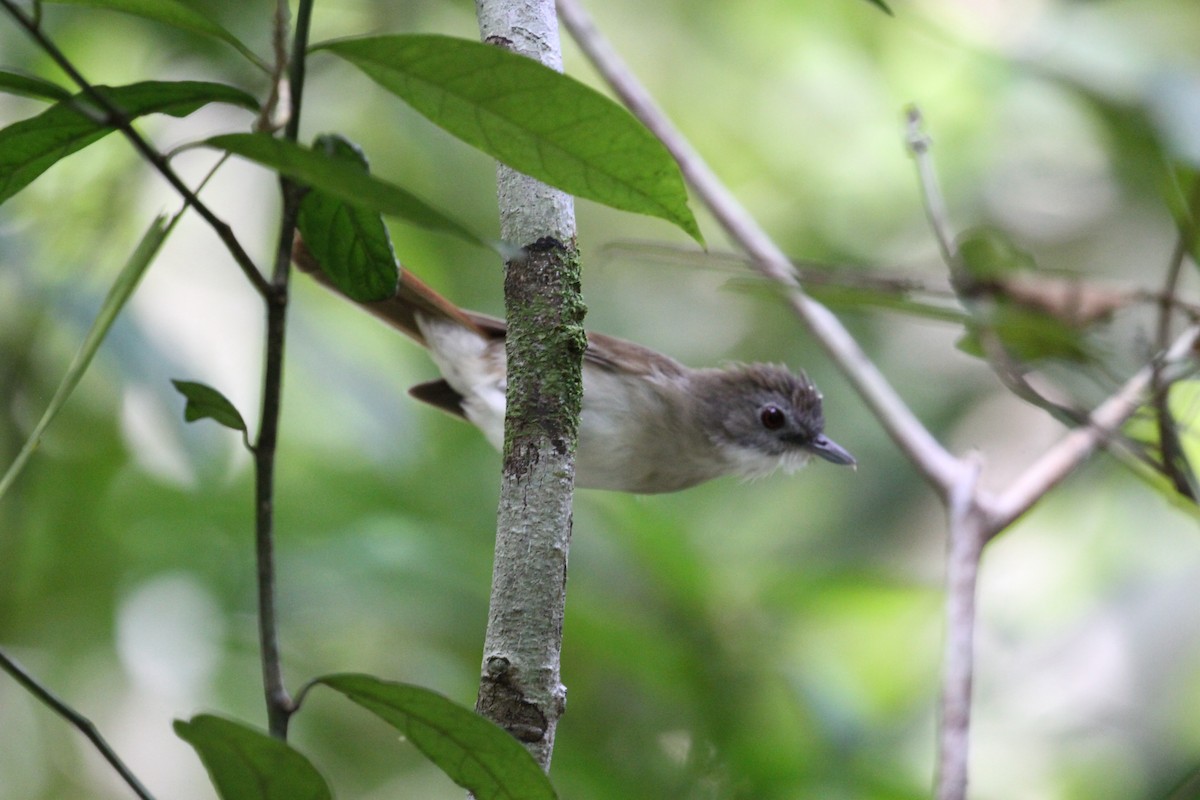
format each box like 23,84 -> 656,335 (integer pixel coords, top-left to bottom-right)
3,0 -> 1200,798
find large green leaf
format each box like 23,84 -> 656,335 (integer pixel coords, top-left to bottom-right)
314,35 -> 702,243
0,81 -> 259,206
207,132 -> 489,249
295,134 -> 400,302
46,0 -> 267,70
0,214 -> 175,501
174,715 -> 331,800
315,674 -> 557,800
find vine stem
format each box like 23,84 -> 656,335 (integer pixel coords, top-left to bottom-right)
252,0 -> 314,740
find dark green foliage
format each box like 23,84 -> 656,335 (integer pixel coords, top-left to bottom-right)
0,81 -> 258,206
171,380 -> 249,437
175,715 -> 333,800
207,132 -> 489,248
295,134 -> 400,303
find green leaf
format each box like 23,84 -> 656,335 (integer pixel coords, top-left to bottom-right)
206,132 -> 489,249
0,81 -> 260,206
316,674 -> 556,800
295,134 -> 400,302
45,0 -> 268,70
1125,380 -> 1200,507
174,715 -> 332,800
0,214 -> 175,501
0,70 -> 71,102
314,35 -> 702,243
955,227 -> 1037,284
955,303 -> 1092,363
170,380 -> 248,436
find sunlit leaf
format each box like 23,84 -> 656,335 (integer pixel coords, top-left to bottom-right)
0,214 -> 174,501
46,0 -> 268,70
206,132 -> 490,249
1125,380 -> 1200,506
0,69 -> 71,101
0,81 -> 259,206
171,380 -> 248,435
295,134 -> 400,302
314,35 -> 702,243
316,674 -> 557,800
174,715 -> 332,800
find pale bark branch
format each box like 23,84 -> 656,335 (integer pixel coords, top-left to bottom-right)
474,0 -> 583,772
935,455 -> 984,800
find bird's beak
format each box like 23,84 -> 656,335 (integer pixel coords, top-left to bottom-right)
808,434 -> 856,467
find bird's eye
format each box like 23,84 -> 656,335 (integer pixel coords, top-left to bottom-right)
759,405 -> 786,430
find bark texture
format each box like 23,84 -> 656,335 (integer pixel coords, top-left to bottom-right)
474,0 -> 584,771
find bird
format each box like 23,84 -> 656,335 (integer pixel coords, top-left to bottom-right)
295,249 -> 855,493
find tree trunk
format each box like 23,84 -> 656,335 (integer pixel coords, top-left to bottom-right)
473,0 -> 584,772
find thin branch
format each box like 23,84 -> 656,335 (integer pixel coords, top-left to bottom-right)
935,455 -> 984,800
251,0 -> 313,740
985,322 -> 1200,533
0,648 -> 157,800
0,0 -> 271,299
556,0 -> 962,497
905,106 -> 958,268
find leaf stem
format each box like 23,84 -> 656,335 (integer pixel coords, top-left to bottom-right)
0,0 -> 271,299
0,648 -> 158,800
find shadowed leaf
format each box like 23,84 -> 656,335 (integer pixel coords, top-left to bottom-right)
295,134 -> 400,302
0,70 -> 71,101
175,715 -> 331,800
0,81 -> 259,206
206,132 -> 489,249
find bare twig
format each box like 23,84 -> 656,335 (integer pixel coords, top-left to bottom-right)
935,455 -> 984,800
0,0 -> 271,299
251,0 -> 313,740
556,0 -> 962,497
905,107 -> 958,268
0,649 -> 157,800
